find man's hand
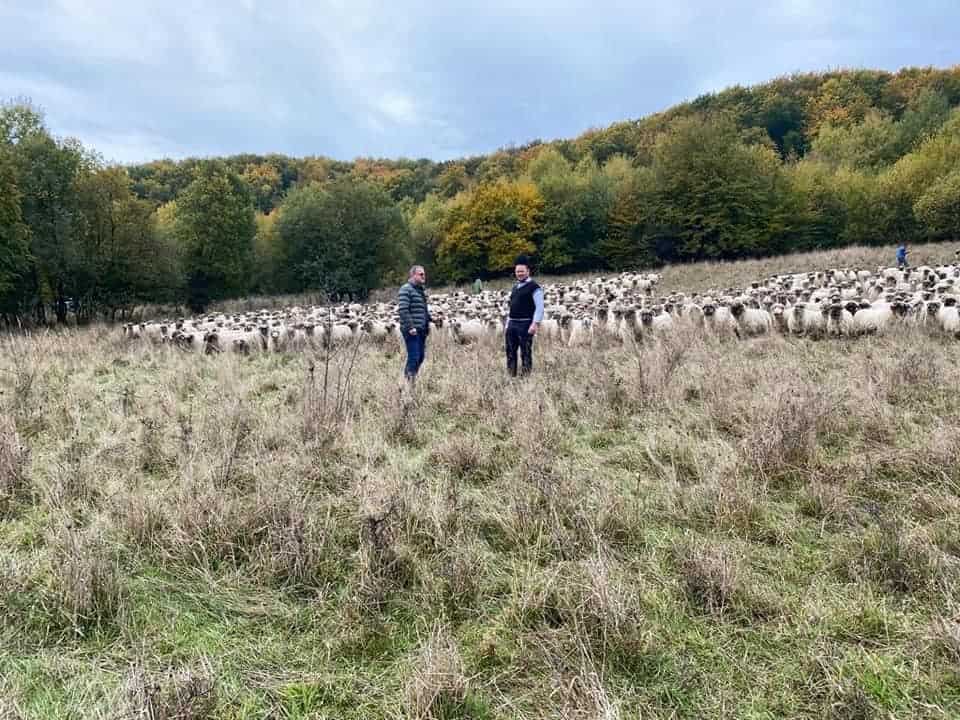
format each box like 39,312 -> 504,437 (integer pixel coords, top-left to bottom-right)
409,328 -> 417,336
528,322 -> 538,336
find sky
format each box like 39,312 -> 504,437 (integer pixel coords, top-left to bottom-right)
1,0 -> 958,164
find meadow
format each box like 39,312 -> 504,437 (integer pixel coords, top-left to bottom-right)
2,243 -> 960,719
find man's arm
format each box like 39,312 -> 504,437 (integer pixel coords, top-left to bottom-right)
530,287 -> 545,334
397,285 -> 413,333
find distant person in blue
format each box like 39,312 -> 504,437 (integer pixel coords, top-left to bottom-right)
896,243 -> 909,269
505,256 -> 544,377
397,265 -> 430,384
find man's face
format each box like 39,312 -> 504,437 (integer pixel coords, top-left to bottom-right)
412,268 -> 426,285
515,264 -> 529,282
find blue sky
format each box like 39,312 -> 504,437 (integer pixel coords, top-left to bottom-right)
1,0 -> 957,163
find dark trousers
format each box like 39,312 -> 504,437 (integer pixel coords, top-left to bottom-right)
403,332 -> 426,379
505,319 -> 534,376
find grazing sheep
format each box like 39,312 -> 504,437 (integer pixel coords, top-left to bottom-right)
700,301 -> 737,337
729,301 -> 772,337
538,318 -> 564,341
450,318 -> 485,345
851,301 -> 909,335
824,302 -> 854,337
787,302 -> 825,337
324,322 -> 357,347
937,303 -> 960,337
770,303 -> 788,334
566,317 -> 594,347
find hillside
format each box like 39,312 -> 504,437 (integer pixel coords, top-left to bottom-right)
3,65 -> 960,325
2,244 -> 959,718
126,66 -> 960,210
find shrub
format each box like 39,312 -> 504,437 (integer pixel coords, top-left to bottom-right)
404,624 -> 469,720
841,519 -> 954,597
0,415 -> 30,515
680,542 -> 740,616
116,658 -> 217,720
45,524 -> 126,634
739,385 -> 831,484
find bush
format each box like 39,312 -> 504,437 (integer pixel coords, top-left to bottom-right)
0,415 -> 30,515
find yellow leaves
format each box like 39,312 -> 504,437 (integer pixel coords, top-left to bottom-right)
436,179 -> 544,280
806,77 -> 873,137
154,200 -> 178,237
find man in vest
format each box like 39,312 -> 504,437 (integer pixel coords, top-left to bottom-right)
397,265 -> 431,382
505,256 -> 544,376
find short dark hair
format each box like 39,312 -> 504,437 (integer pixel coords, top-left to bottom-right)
514,255 -> 531,268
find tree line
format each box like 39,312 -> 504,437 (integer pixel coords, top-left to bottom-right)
2,65 -> 960,324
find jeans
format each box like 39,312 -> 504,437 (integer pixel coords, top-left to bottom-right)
505,319 -> 534,376
403,332 -> 427,379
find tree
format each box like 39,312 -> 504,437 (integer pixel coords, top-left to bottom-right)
436,163 -> 469,198
914,169 -> 960,240
252,210 -> 282,293
0,151 -> 31,317
647,116 -> 785,261
172,166 -> 256,311
75,165 -> 176,317
875,111 -> 960,242
241,162 -> 282,213
811,110 -> 900,171
408,193 -> 449,277
806,76 -> 874,137
436,179 -> 544,282
10,131 -> 84,322
275,178 -> 409,297
600,166 -> 658,270
0,99 -> 45,146
525,149 -> 619,272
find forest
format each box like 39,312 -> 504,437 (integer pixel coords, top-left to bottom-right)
2,65 -> 960,322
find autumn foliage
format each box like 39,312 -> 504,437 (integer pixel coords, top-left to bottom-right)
4,65 -> 960,322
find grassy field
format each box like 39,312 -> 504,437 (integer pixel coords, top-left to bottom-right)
2,245 -> 960,719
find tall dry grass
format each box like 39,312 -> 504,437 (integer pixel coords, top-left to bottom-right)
2,248 -> 960,717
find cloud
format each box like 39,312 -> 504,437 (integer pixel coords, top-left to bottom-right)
1,1 -> 958,163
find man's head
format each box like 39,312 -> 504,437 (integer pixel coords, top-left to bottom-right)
409,265 -> 426,286
514,256 -> 531,282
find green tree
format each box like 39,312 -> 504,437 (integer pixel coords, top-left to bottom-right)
241,162 -> 283,213
408,193 -> 449,277
525,149 -> 615,272
647,116 -> 785,261
172,166 -> 256,311
10,131 -> 85,322
875,111 -> 960,242
914,169 -> 960,240
600,166 -> 658,270
0,151 -> 31,317
275,178 -> 409,297
252,210 -> 282,293
811,110 -> 900,171
436,163 -> 469,198
76,165 -> 177,317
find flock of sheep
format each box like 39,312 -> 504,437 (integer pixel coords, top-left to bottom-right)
122,263 -> 960,354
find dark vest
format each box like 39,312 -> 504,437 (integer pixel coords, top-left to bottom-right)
509,281 -> 540,320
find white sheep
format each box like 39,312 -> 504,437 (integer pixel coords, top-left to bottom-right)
729,302 -> 772,337
566,317 -> 594,347
787,302 -> 825,337
450,318 -> 485,345
823,303 -> 854,337
850,301 -> 909,335
937,303 -> 960,337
